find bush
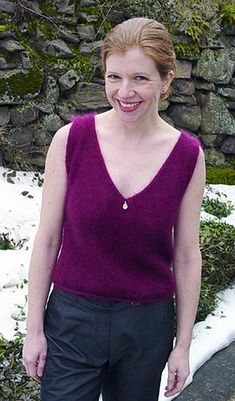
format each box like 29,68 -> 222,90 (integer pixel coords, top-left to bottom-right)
0,333 -> 40,401
206,168 -> 235,185
197,220 -> 235,321
202,196 -> 234,218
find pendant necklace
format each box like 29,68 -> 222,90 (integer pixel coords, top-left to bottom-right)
123,200 -> 128,210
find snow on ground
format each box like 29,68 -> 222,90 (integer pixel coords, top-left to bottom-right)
0,166 -> 234,400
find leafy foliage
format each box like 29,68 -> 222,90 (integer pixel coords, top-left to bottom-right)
206,168 -> 235,185
202,196 -> 234,218
0,233 -> 16,250
197,220 -> 235,321
0,333 -> 40,401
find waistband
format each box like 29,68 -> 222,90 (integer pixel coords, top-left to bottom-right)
52,287 -> 173,312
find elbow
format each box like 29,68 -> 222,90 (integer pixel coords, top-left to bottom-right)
173,245 -> 202,266
34,227 -> 62,251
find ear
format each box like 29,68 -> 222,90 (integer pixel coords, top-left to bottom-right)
161,70 -> 174,95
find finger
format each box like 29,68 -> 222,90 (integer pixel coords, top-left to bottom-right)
165,370 -> 177,391
28,362 -> 41,382
164,375 -> 186,397
37,353 -> 47,378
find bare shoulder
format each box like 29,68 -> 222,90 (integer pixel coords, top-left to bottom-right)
50,122 -> 72,148
46,123 -> 72,161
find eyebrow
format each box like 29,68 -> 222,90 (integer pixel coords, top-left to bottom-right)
106,71 -> 151,76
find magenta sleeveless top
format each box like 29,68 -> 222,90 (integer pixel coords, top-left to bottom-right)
52,113 -> 200,303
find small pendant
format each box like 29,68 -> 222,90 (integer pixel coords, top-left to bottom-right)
123,200 -> 128,210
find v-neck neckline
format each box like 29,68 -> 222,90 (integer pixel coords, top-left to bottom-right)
92,114 -> 183,202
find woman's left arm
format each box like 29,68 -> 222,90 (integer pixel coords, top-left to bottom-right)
165,147 -> 206,397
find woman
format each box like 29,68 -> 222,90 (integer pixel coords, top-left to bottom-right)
23,17 -> 205,401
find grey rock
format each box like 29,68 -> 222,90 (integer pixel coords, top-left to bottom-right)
220,136 -> 235,154
158,99 -> 169,112
172,35 -> 192,45
7,127 -> 35,146
175,60 -> 192,79
204,148 -> 225,167
10,106 -> 39,126
172,79 -> 195,96
69,83 -> 110,111
78,12 -> 99,24
77,25 -> 96,41
108,10 -> 125,23
40,39 -> 75,59
193,48 -> 235,84
42,114 -> 63,134
36,103 -> 55,114
169,94 -> 197,105
0,57 -> 8,69
0,106 -> 10,126
228,101 -> 235,111
217,88 -> 235,101
59,28 -> 80,44
195,81 -> 215,91
168,104 -> 201,131
200,134 -> 219,147
54,0 -> 75,15
80,0 -> 96,5
34,131 -> 52,146
224,25 -> 235,36
0,0 -> 15,13
0,28 -> 15,39
45,76 -> 60,104
55,102 -> 76,122
204,37 -> 225,49
201,93 -> 235,135
0,38 -> 24,53
228,36 -> 235,47
21,52 -> 33,69
79,40 -> 102,56
58,70 -> 80,91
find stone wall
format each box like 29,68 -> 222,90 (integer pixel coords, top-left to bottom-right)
0,0 -> 234,170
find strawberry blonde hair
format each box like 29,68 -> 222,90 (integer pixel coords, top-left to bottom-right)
101,17 -> 176,79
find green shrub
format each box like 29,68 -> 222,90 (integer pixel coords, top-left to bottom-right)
197,220 -> 235,321
0,333 -> 40,401
202,196 -> 234,218
0,233 -> 16,250
206,168 -> 235,185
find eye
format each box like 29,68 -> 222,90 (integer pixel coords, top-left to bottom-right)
134,76 -> 148,81
106,74 -> 120,80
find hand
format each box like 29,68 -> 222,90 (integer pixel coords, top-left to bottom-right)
22,332 -> 47,382
164,346 -> 190,397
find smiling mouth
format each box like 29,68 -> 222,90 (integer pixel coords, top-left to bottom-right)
117,100 -> 142,111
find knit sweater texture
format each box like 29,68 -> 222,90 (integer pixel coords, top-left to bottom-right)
52,113 -> 200,303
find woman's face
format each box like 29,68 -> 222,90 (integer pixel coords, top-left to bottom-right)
105,47 -> 172,124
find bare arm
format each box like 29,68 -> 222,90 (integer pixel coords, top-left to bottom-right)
23,123 -> 71,381
165,147 -> 206,397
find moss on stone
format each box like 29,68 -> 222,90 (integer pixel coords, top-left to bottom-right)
77,6 -> 99,16
69,53 -> 93,81
36,20 -> 59,39
206,168 -> 235,185
39,0 -> 57,14
0,67 -> 44,98
175,42 -> 201,59
0,25 -> 12,33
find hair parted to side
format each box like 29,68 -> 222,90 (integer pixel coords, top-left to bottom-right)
101,17 -> 176,79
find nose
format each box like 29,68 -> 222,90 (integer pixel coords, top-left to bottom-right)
118,79 -> 135,98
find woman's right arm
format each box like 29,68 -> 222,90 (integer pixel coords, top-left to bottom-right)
22,123 -> 71,382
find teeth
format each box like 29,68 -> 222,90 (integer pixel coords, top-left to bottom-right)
119,101 -> 140,108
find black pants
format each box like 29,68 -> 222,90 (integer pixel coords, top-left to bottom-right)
41,288 -> 174,401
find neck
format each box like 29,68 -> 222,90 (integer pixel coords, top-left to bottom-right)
107,109 -> 164,141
